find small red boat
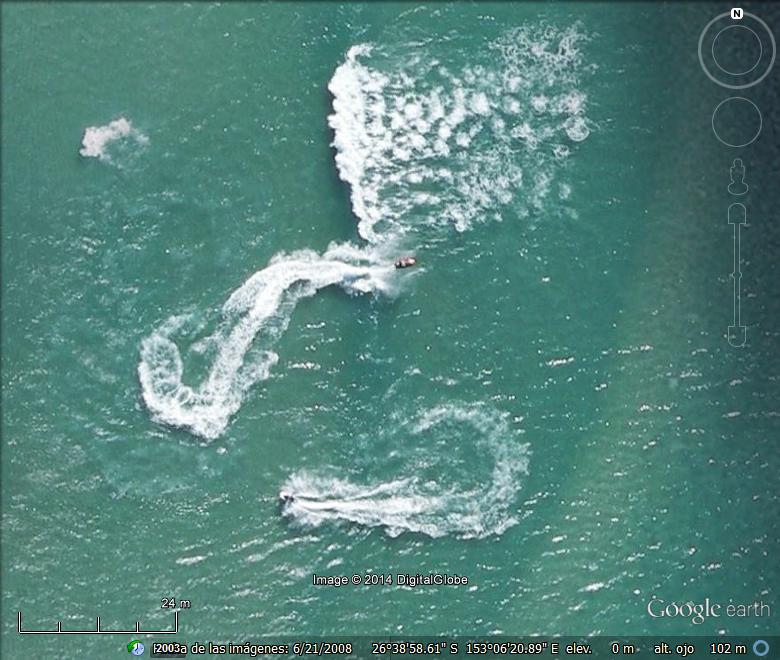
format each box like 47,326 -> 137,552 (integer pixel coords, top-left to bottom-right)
394,256 -> 417,269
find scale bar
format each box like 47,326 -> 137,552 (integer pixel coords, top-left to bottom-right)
18,611 -> 179,635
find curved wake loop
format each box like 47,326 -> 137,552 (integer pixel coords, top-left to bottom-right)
139,244 -> 393,440
280,403 -> 530,539
139,22 -> 590,441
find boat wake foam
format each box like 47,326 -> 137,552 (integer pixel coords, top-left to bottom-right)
139,22 -> 590,441
328,23 -> 590,243
79,117 -> 148,161
139,244 -> 394,439
280,403 -> 530,538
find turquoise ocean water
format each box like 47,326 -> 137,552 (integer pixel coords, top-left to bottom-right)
2,2 -> 779,656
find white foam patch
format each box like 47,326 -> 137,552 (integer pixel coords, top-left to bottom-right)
140,23 -> 592,440
328,23 -> 590,242
139,243 -> 395,440
280,403 -> 530,539
79,117 -> 148,161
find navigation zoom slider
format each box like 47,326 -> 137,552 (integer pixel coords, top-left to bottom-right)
728,203 -> 747,347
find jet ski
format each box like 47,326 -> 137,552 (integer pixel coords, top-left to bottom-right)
279,491 -> 295,505
394,256 -> 417,269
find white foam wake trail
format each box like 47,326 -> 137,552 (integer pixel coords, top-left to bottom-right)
139,244 -> 394,440
140,22 -> 590,439
280,403 -> 530,538
328,24 -> 590,242
79,117 -> 148,161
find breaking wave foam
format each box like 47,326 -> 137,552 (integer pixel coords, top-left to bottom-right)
79,117 -> 148,161
328,24 -> 591,242
280,403 -> 530,538
139,244 -> 394,439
